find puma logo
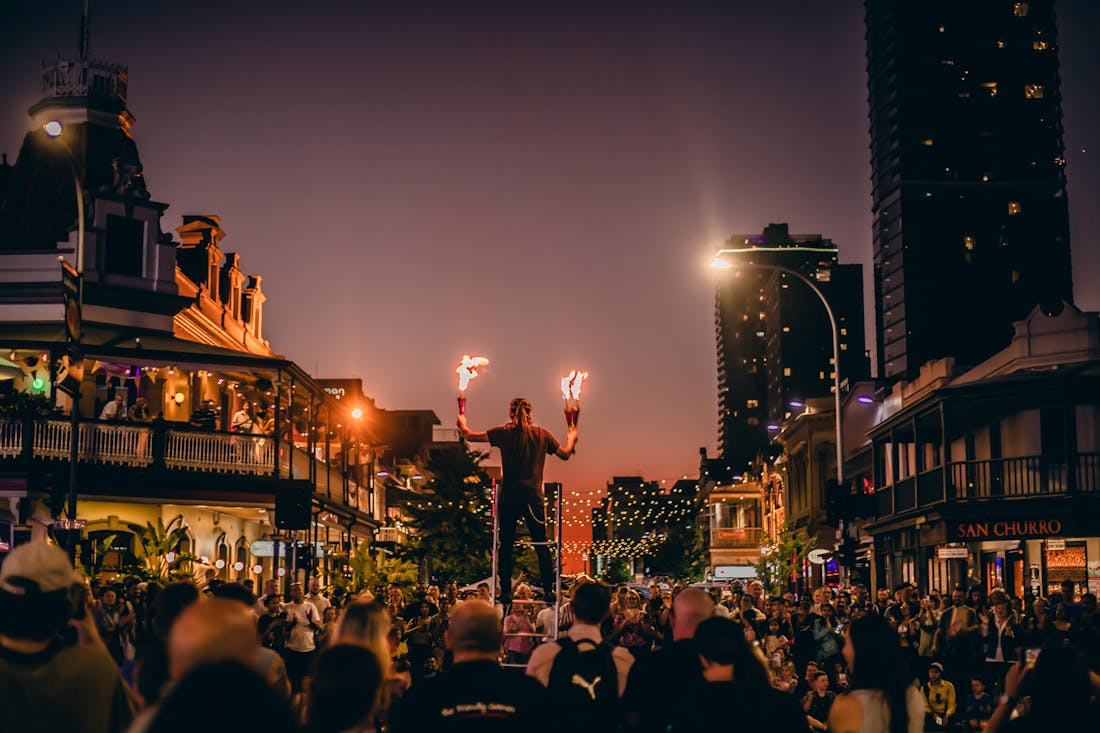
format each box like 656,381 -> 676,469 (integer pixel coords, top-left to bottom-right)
571,674 -> 601,700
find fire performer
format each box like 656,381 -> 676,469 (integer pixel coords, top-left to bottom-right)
457,397 -> 577,606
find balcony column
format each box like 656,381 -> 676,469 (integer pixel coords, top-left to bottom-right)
888,427 -> 898,514
1064,388 -> 1078,493
940,403 -> 950,501
273,370 -> 283,479
307,394 -> 315,484
324,405 -> 332,496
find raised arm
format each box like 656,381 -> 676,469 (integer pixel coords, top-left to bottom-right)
457,414 -> 489,442
554,425 -> 578,460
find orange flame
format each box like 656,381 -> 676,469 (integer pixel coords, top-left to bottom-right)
456,354 -> 490,393
560,370 -> 589,401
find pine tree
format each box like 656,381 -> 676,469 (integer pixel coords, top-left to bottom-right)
400,445 -> 493,583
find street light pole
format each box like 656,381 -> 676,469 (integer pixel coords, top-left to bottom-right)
713,252 -> 844,485
44,120 -> 85,552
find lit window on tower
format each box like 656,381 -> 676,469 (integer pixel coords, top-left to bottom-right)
982,82 -> 998,97
1033,40 -> 1049,50
1024,84 -> 1045,99
1014,2 -> 1029,17
1008,201 -> 1022,215
964,236 -> 976,250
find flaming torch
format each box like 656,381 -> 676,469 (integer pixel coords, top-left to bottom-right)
560,370 -> 589,427
456,354 -> 490,415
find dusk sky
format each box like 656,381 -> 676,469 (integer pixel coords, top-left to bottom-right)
2,1 -> 1098,517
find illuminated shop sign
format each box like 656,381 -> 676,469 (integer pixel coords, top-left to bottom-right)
950,518 -> 1066,541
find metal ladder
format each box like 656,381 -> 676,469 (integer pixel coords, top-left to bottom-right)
491,483 -> 564,667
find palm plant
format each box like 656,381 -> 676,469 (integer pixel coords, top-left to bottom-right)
126,514 -> 195,580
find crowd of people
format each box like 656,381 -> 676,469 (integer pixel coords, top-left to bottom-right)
3,540 -> 1099,733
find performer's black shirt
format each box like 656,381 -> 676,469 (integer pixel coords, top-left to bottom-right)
488,425 -> 560,493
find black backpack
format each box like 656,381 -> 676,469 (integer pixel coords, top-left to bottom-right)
547,637 -> 621,731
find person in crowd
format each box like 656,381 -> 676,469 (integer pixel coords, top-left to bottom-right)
962,676 -> 994,731
0,541 -> 134,733
762,616 -> 791,667
99,392 -> 126,421
187,399 -> 218,430
128,597 -> 262,732
608,589 -> 655,658
457,397 -> 578,605
333,601 -> 408,726
672,616 -> 805,731
209,582 -> 291,698
917,595 -> 940,659
803,670 -> 835,731
1048,602 -> 1075,645
526,580 -> 634,695
258,592 -> 290,653
894,600 -> 920,674
828,612 -> 925,733
254,578 -> 280,615
623,586 -> 714,733
305,577 -> 330,616
316,605 -> 338,648
812,602 -> 843,664
503,598 -> 536,665
128,396 -> 150,423
404,599 -> 438,678
935,587 -> 980,691
231,403 -> 254,433
282,581 -> 321,694
392,600 -> 550,731
144,660 -> 296,733
306,644 -> 384,733
985,644 -> 1096,732
980,595 -> 1023,694
95,586 -> 136,665
131,581 -> 199,709
922,661 -> 957,730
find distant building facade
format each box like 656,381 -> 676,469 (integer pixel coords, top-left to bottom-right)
865,0 -> 1073,382
715,223 -> 869,474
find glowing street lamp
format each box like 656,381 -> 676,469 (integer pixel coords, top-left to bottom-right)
712,250 -> 844,484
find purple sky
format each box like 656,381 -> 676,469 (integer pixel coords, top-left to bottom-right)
2,1 -> 1098,499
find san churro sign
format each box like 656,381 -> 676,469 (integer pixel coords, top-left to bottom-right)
951,518 -> 1065,541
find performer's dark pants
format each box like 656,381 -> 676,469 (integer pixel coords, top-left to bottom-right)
498,485 -> 554,603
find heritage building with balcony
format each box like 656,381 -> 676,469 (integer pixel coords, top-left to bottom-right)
864,303 -> 1100,598
0,46 -> 381,582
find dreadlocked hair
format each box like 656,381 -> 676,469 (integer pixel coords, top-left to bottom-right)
507,397 -> 539,467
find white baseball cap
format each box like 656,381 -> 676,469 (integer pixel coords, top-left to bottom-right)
0,541 -> 79,594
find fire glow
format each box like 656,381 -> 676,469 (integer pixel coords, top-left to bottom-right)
560,370 -> 588,426
456,354 -> 489,415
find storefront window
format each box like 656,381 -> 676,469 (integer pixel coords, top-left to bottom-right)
1045,544 -> 1086,597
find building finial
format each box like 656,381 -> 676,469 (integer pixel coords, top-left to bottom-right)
78,0 -> 90,62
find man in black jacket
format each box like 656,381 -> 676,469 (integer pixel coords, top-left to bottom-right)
622,587 -> 714,732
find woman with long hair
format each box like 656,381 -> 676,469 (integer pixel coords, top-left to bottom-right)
457,396 -> 577,604
331,600 -> 409,726
829,613 -> 925,733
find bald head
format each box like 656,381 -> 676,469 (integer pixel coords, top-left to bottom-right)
446,600 -> 501,659
672,587 -> 715,640
169,598 -> 259,680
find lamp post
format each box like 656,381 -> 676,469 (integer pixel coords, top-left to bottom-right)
712,250 -> 844,485
44,120 -> 85,553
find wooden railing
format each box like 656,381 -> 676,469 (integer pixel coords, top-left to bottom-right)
34,419 -> 152,466
710,527 -> 766,549
0,420 -> 21,457
873,453 -> 1100,514
165,429 -> 273,475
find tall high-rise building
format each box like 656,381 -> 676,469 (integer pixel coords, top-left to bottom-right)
715,224 -> 870,472
865,0 -> 1073,382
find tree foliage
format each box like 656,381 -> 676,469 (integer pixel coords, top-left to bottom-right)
649,521 -> 706,581
399,445 -> 493,583
126,514 -> 196,581
344,542 -> 419,594
755,521 -> 817,595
